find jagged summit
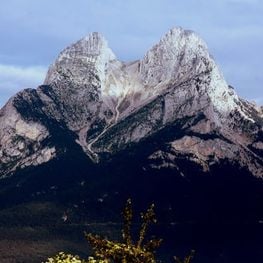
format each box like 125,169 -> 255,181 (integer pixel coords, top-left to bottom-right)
60,31 -> 115,59
45,31 -> 116,85
45,27 -> 238,120
82,32 -> 114,55
0,27 -> 262,178
140,27 -> 210,84
46,27 -> 211,88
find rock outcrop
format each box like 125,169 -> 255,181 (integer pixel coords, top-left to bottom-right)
0,27 -> 262,178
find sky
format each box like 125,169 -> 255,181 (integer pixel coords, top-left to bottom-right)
0,0 -> 262,107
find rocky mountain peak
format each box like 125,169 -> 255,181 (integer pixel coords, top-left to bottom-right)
0,27 -> 262,178
44,26 -> 237,121
154,27 -> 209,59
44,32 -> 116,86
60,31 -> 115,59
140,27 -> 239,119
81,32 -> 114,56
140,27 -> 209,82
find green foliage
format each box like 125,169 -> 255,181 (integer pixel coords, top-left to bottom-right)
122,198 -> 133,247
44,200 -> 194,263
85,199 -> 162,263
87,257 -> 108,263
44,252 -> 84,263
173,250 -> 195,263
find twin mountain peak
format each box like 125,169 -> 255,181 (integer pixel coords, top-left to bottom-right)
0,27 -> 262,178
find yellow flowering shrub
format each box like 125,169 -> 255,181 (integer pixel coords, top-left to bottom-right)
44,252 -> 84,263
44,200 -> 194,263
85,199 -> 162,263
87,256 -> 109,263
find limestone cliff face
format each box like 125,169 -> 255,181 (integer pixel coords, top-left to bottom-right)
0,27 -> 262,178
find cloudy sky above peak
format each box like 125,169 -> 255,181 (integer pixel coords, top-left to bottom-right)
0,0 -> 262,107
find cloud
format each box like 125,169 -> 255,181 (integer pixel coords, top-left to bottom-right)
0,0 -> 262,107
0,64 -> 47,107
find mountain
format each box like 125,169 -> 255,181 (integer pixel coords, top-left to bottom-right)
0,27 -> 263,225
1,26 -> 263,263
0,28 -> 262,178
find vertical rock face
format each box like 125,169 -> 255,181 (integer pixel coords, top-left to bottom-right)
0,96 -> 54,177
43,32 -> 116,131
0,27 -> 262,178
45,32 -> 116,86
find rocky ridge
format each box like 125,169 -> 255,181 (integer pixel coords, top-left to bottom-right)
0,27 -> 262,178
